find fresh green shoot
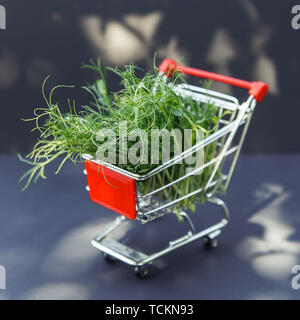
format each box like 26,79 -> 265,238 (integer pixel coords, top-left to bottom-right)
19,59 -> 230,212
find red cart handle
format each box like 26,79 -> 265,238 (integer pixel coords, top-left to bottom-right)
158,59 -> 268,102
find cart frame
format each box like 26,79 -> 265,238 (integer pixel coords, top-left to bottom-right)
83,59 -> 268,277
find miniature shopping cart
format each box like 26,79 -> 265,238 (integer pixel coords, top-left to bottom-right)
83,59 -> 268,278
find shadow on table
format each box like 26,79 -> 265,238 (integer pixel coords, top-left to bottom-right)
1,154 -> 300,299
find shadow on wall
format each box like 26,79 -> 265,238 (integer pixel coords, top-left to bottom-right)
0,0 -> 298,153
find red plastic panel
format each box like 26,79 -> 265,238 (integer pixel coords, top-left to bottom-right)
84,160 -> 137,220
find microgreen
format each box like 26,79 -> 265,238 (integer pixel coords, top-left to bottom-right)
19,58 -> 229,212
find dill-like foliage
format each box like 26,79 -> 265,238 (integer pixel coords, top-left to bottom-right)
19,58 -> 227,212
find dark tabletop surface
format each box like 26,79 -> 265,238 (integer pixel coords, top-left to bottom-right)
0,154 -> 300,300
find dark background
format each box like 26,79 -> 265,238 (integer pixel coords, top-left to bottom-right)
0,1 -> 300,300
0,0 -> 299,154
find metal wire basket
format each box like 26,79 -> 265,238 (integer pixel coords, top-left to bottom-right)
83,59 -> 268,278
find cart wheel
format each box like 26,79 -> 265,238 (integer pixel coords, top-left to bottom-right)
102,252 -> 116,263
134,266 -> 149,278
204,236 -> 218,249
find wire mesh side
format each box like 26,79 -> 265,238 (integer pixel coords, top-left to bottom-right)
135,109 -> 252,224
83,84 -> 255,224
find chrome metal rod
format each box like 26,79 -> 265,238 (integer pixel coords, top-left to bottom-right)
224,99 -> 256,190
93,216 -> 126,242
90,197 -> 230,268
205,96 -> 254,190
178,211 -> 196,234
139,196 -> 229,265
